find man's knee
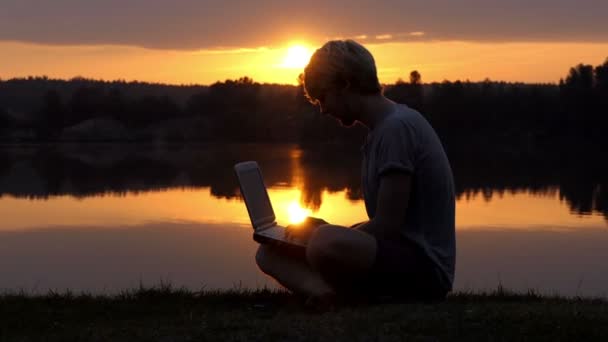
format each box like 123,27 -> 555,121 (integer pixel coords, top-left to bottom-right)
306,224 -> 377,274
255,244 -> 275,275
306,225 -> 343,269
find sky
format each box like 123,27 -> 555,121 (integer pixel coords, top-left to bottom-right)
1,0 -> 607,85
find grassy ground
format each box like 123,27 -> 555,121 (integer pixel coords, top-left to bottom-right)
1,285 -> 607,341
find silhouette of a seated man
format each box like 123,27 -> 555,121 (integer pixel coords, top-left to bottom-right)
256,40 -> 456,304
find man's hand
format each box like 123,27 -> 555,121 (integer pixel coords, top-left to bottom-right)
285,217 -> 328,242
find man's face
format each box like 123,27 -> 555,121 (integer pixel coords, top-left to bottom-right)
318,88 -> 357,127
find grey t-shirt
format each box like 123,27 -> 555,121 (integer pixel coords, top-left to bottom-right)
361,104 -> 456,290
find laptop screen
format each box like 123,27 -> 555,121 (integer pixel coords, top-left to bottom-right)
239,167 -> 275,227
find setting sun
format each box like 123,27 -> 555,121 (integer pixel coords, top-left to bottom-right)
281,45 -> 313,69
287,201 -> 312,224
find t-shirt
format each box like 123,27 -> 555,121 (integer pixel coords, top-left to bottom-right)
361,104 -> 456,290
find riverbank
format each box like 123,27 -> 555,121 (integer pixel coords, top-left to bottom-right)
2,285 -> 607,341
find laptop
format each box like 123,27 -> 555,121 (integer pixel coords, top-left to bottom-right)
234,161 -> 323,248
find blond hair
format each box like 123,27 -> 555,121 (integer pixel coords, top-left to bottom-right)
303,40 -> 382,104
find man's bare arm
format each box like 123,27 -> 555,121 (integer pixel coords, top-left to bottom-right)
355,171 -> 412,239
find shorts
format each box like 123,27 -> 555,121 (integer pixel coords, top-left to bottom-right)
323,237 -> 449,302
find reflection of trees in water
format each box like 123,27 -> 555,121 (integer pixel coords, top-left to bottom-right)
449,141 -> 608,220
0,144 -> 295,200
595,185 -> 608,220
0,143 -> 606,221
297,145 -> 362,210
560,183 -> 607,219
0,150 -> 12,180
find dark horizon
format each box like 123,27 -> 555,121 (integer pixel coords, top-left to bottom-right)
0,72 -> 573,87
2,58 -> 607,146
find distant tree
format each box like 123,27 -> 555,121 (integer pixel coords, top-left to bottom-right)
104,88 -> 128,123
202,77 -> 264,140
594,58 -> 608,91
560,63 -> 595,124
0,106 -> 13,134
410,70 -> 422,85
385,70 -> 424,111
129,95 -> 180,128
593,58 -> 608,129
68,85 -> 105,125
36,89 -> 65,140
236,76 -> 255,85
565,64 -> 594,90
409,70 -> 423,109
186,92 -> 210,118
207,77 -> 260,113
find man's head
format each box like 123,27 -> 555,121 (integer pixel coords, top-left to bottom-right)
303,40 -> 382,127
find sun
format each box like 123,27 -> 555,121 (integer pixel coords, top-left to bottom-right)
287,201 -> 312,224
281,45 -> 313,69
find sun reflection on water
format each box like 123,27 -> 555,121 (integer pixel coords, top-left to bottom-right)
287,201 -> 312,224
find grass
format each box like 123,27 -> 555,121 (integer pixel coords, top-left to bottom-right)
1,284 -> 607,341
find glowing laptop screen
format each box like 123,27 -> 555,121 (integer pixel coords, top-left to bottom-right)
239,167 -> 275,228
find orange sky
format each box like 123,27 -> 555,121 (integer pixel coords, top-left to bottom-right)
1,40 -> 607,85
2,0 -> 607,85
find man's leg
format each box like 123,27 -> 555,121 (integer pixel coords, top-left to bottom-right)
305,225 -> 377,282
255,244 -> 334,297
308,226 -> 449,302
256,225 -> 377,297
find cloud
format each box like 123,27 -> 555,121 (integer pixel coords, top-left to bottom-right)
1,0 -> 607,50
193,47 -> 270,55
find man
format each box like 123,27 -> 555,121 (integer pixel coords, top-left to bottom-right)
256,40 -> 455,303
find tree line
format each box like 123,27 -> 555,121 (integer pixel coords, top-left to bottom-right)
0,58 -> 606,146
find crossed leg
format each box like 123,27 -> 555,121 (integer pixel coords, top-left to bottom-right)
255,243 -> 334,297
255,224 -> 377,297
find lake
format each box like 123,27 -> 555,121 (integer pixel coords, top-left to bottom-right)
0,143 -> 606,297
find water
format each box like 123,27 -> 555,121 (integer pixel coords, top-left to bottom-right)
0,143 -> 606,297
